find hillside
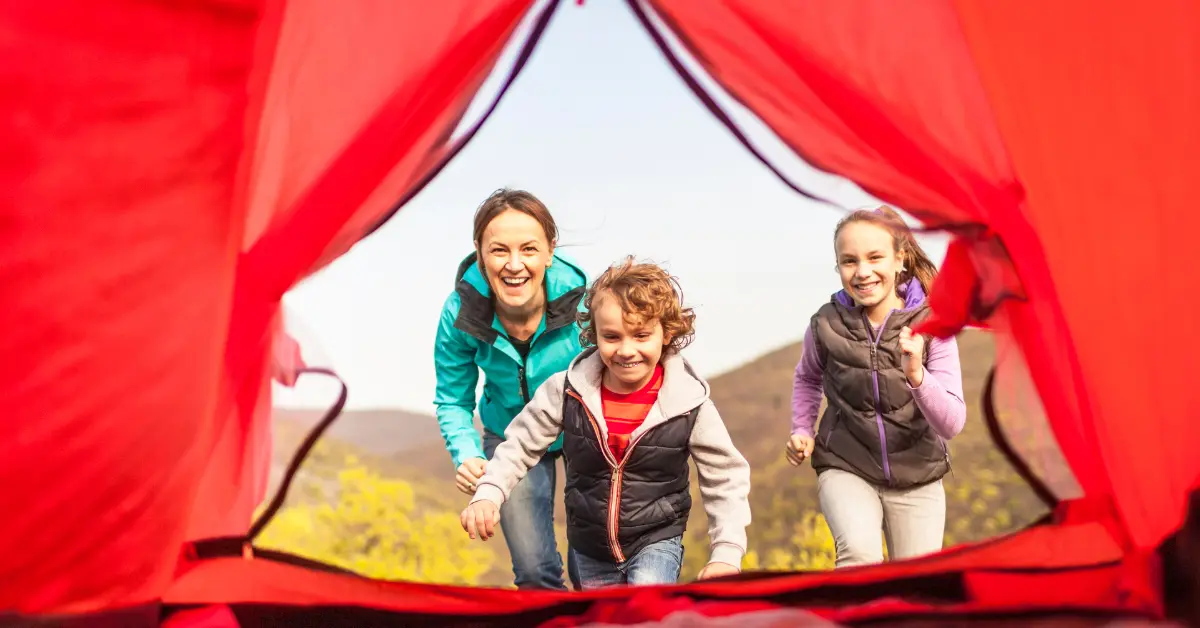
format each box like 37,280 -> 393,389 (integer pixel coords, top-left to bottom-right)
265,407 -> 444,495
261,329 -> 1055,587
272,407 -> 440,457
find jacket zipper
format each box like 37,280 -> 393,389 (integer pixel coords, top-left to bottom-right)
565,388 -> 651,563
510,334 -> 534,404
517,364 -> 529,403
864,312 -> 893,484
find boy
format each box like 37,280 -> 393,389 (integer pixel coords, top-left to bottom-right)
460,256 -> 752,589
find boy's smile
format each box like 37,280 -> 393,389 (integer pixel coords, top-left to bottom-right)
592,291 -> 672,394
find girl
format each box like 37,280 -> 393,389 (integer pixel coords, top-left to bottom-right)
461,257 -> 752,589
785,206 -> 966,568
432,188 -> 588,590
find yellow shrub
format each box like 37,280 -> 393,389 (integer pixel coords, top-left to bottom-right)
256,459 -> 496,585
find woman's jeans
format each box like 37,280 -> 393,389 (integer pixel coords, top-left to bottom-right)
482,430 -> 566,590
567,536 -> 685,590
817,468 -> 946,568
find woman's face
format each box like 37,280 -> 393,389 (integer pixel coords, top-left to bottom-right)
835,221 -> 904,309
477,209 -> 553,314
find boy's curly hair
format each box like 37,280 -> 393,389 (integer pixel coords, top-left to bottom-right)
577,256 -> 696,354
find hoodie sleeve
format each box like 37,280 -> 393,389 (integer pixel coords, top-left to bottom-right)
791,324 -> 825,439
432,295 -> 484,468
906,334 -> 967,440
470,372 -> 567,508
689,400 -> 752,569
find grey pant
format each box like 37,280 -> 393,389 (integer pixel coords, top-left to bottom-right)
817,468 -> 946,568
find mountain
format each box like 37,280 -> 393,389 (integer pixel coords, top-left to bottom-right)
272,407 -> 441,456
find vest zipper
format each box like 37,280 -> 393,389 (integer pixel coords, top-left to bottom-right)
864,312 -> 893,484
939,436 -> 953,477
565,388 -> 652,563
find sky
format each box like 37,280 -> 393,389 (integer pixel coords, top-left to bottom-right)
273,0 -> 948,412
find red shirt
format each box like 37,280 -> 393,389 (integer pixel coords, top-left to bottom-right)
600,364 -> 664,461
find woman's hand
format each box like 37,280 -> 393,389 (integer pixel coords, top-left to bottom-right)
455,457 -> 488,495
460,500 -> 500,541
899,326 -> 925,387
785,433 -> 814,466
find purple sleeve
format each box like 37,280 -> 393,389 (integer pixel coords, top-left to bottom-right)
908,334 -> 967,440
791,325 -> 825,438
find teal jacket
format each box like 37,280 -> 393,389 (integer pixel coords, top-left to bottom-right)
433,252 -> 588,468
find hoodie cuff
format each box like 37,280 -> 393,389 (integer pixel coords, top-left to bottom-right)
470,483 -> 506,508
707,543 -> 745,570
906,366 -> 940,396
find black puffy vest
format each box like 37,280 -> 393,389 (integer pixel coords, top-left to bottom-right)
808,298 -> 951,489
560,375 -> 699,563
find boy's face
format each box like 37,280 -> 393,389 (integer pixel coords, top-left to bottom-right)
593,292 -> 671,394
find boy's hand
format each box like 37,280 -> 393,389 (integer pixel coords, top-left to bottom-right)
785,433 -> 814,466
460,500 -> 500,541
697,561 -> 740,580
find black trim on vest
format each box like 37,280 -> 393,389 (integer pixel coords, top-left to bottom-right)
451,252 -> 584,346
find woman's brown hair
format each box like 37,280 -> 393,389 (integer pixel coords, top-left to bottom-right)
577,256 -> 696,354
834,205 -> 938,295
472,188 -> 558,253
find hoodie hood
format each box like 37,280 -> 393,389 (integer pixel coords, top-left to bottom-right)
564,347 -> 710,442
834,276 -> 927,312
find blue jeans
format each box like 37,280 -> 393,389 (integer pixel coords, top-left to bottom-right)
482,430 -> 566,590
567,536 -> 685,590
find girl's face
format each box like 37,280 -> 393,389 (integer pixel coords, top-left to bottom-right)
835,221 -> 905,310
593,292 -> 671,394
478,210 -> 553,314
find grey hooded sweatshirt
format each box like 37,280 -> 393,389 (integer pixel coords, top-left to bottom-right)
471,348 -> 752,569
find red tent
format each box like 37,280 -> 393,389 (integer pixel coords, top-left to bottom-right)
2,0 -> 1197,625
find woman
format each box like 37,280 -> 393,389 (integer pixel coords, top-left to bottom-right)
433,188 -> 587,590
785,206 -> 967,568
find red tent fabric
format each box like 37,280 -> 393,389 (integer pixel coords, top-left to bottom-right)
3,0 -> 1198,625
1,0 -> 533,615
188,0 -> 537,544
1,0 -> 257,614
647,0 -> 1200,554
